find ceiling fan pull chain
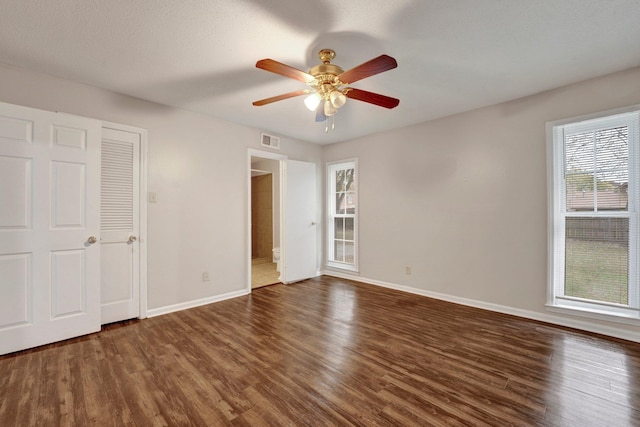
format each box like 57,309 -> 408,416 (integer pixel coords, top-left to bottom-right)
322,114 -> 336,133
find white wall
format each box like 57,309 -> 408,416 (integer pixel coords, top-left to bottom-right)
323,66 -> 640,340
0,62 -> 322,311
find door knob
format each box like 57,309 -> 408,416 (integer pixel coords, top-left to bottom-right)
128,235 -> 137,243
87,236 -> 97,244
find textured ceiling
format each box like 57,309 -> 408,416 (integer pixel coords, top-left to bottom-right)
1,1 -> 639,144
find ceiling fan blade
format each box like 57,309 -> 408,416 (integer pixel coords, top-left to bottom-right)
345,88 -> 400,109
256,59 -> 315,83
337,55 -> 397,84
253,90 -> 311,106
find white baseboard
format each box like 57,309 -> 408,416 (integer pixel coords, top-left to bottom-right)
146,271 -> 323,318
146,289 -> 250,318
321,270 -> 640,344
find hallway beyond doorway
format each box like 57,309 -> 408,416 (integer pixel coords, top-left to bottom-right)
251,257 -> 280,289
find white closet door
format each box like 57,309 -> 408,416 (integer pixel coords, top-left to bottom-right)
0,102 -> 101,355
100,127 -> 140,324
282,159 -> 317,283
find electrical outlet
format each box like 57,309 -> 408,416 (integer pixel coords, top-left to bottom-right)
405,266 -> 411,275
202,272 -> 210,282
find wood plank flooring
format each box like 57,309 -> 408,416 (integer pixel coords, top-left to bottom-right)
1,276 -> 639,426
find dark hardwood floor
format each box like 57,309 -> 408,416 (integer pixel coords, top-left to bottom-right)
1,276 -> 639,426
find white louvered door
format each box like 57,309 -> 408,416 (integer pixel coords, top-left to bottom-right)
100,126 -> 140,324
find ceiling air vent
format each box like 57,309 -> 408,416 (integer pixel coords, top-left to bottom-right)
261,133 -> 280,149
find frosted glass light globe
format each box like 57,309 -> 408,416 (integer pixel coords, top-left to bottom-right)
324,100 -> 337,116
330,90 -> 346,108
304,93 -> 322,111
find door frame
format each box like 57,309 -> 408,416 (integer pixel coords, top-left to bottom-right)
247,148 -> 286,292
102,121 -> 148,319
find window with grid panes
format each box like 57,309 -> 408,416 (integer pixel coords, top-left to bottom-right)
548,110 -> 640,322
327,160 -> 357,271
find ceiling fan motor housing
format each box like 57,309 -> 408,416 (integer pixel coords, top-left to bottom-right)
309,49 -> 346,98
309,64 -> 344,91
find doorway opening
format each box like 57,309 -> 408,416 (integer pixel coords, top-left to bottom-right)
249,150 -> 285,290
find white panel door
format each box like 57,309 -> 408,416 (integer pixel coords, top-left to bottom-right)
100,127 -> 140,324
282,159 -> 317,283
0,102 -> 101,355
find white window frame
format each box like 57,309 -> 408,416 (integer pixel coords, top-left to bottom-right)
547,107 -> 640,324
327,159 -> 358,272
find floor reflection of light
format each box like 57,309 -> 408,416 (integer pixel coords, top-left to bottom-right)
320,285 -> 357,383
549,333 -> 633,425
330,285 -> 356,323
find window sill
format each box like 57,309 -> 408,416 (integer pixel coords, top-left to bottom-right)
546,303 -> 640,327
325,262 -> 359,273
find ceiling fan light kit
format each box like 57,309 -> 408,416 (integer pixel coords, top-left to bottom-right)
304,92 -> 322,111
253,49 -> 399,132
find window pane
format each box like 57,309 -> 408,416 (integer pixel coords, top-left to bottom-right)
334,240 -> 344,262
336,193 -> 356,214
565,132 -> 595,212
596,170 -> 628,211
596,127 -> 628,171
336,192 -> 345,214
596,127 -> 628,212
565,127 -> 629,213
344,242 -> 354,264
335,168 -> 355,192
345,192 -> 355,215
344,218 -> 354,240
344,168 -> 355,191
334,218 -> 344,239
564,217 -> 629,305
566,173 -> 594,212
565,131 -> 594,174
565,131 -> 595,212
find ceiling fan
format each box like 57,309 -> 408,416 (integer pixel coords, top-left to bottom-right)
253,49 -> 399,129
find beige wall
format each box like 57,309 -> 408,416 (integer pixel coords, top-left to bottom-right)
323,66 -> 640,338
251,174 -> 273,258
1,58 -> 638,339
252,158 -> 281,248
0,62 -> 323,310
